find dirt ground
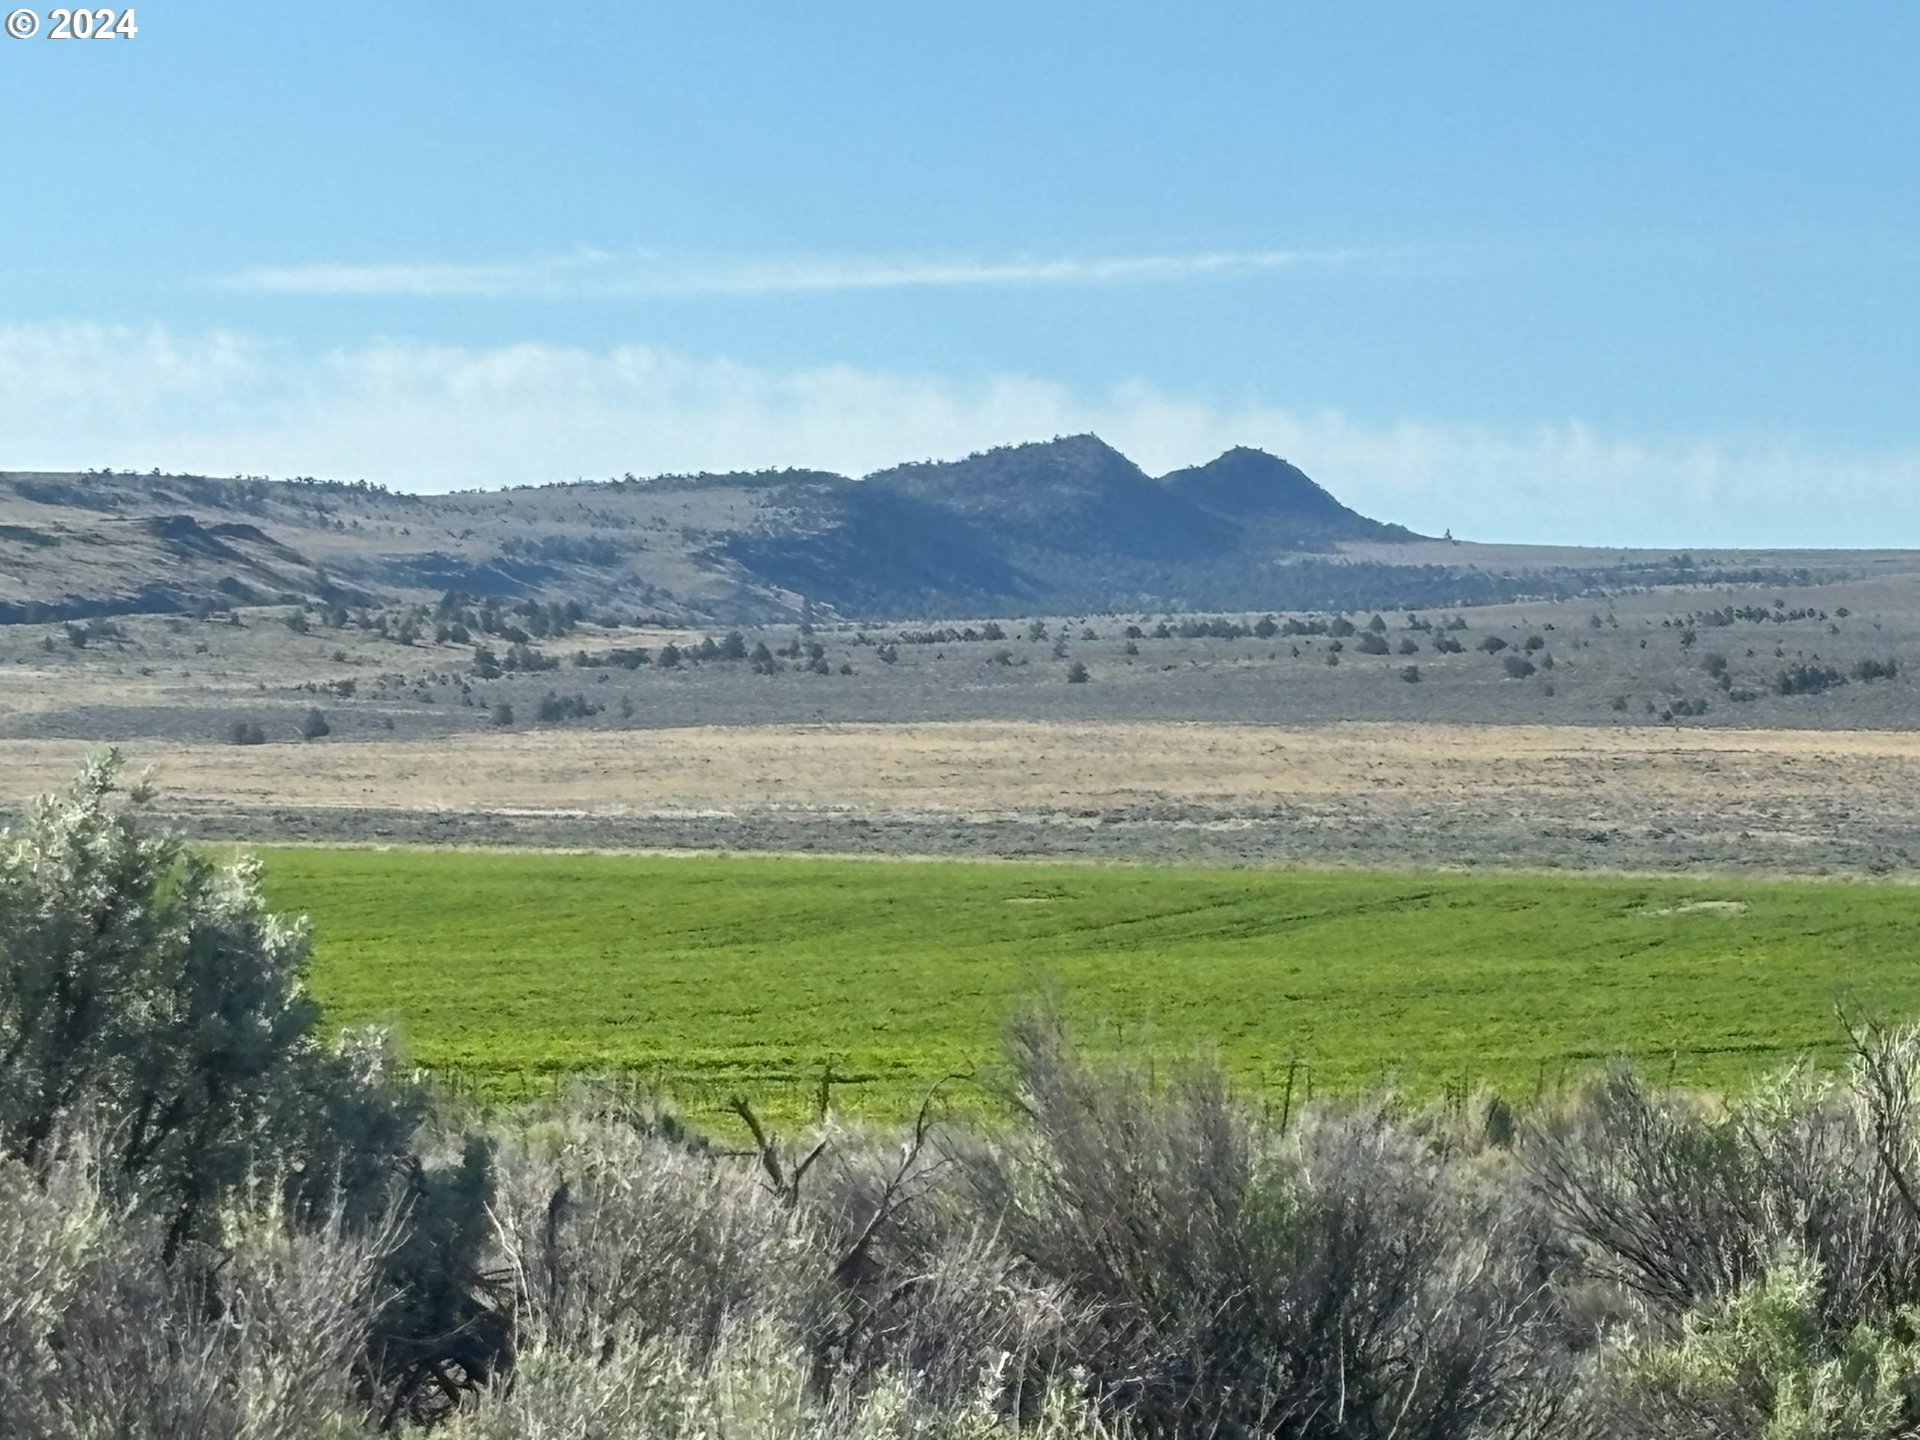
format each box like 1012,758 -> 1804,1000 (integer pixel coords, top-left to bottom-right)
6,720 -> 1918,875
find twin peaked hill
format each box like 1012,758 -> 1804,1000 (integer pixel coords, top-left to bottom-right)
0,436 -> 1428,623
726,436 -> 1417,616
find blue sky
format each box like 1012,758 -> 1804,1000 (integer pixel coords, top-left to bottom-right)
2,1 -> 1916,544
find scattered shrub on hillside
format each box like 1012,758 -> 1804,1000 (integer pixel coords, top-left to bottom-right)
1398,637 -> 1420,655
1479,635 -> 1509,654
1433,634 -> 1465,654
301,707 -> 331,740
1357,632 -> 1391,655
1502,655 -> 1536,679
1400,665 -> 1422,683
227,719 -> 267,746
504,642 -> 557,673
1065,661 -> 1089,684
1524,634 -> 1545,651
1853,657 -> 1899,682
490,702 -> 515,727
536,692 -> 602,723
1775,663 -> 1846,696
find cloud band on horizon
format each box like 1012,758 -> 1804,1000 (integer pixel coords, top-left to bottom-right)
2,320 -> 1915,550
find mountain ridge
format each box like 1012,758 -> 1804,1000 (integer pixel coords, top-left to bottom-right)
0,436 -> 1449,622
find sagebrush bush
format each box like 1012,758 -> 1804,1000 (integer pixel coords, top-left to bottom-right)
0,758 -> 507,1429
944,1017 -> 1564,1438
1593,1256 -> 1920,1439
0,1141 -> 387,1440
485,1106 -> 812,1360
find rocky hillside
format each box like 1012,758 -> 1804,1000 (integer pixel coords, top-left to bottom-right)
0,438 -> 1805,623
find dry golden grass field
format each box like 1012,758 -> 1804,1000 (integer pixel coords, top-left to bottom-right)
4,719 -> 1919,873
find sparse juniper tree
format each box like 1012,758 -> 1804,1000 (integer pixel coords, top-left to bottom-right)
301,707 -> 331,739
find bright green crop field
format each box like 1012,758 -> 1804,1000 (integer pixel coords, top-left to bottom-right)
259,848 -> 1920,1121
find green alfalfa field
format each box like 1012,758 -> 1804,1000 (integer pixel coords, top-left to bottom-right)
260,848 -> 1920,1121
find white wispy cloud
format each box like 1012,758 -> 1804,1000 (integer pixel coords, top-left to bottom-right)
3,320 -> 1914,548
223,246 -> 1360,299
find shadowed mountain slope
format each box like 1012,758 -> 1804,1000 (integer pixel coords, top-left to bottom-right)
1159,446 -> 1415,546
865,435 -> 1231,561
